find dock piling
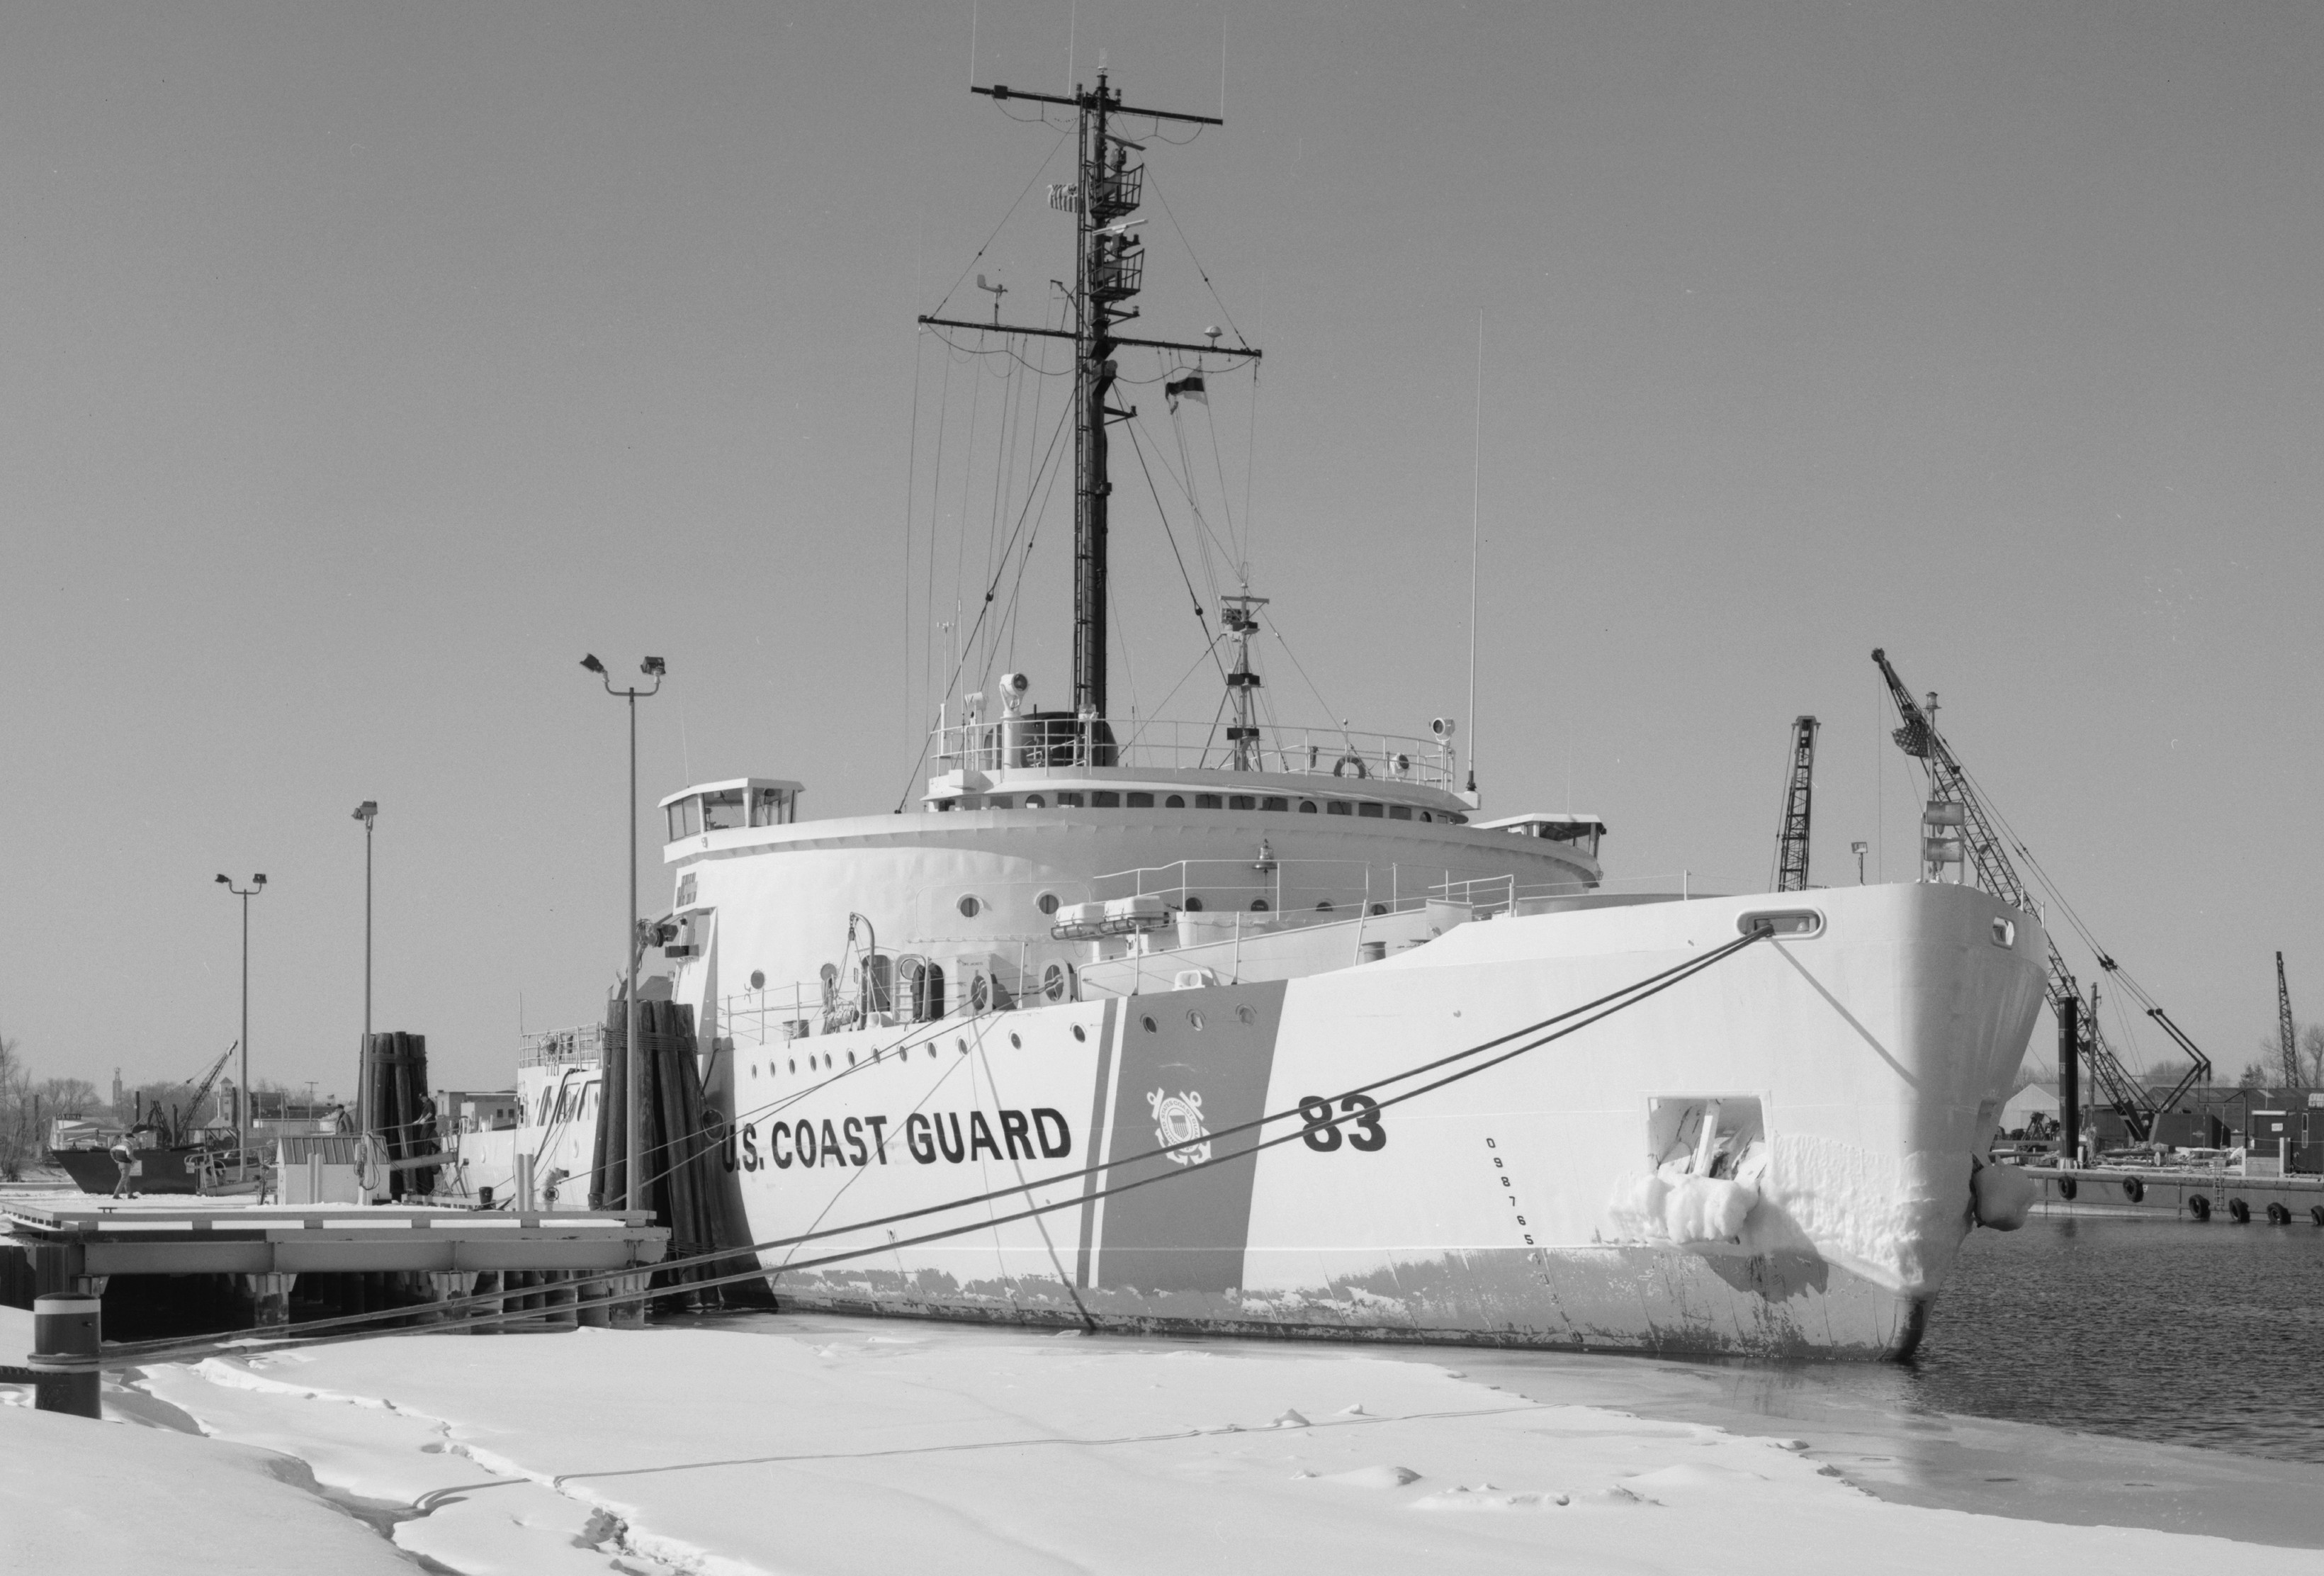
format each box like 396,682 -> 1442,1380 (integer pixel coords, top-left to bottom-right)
244,1273 -> 297,1327
29,1293 -> 101,1419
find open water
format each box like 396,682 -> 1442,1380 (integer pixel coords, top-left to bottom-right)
1885,1214 -> 2324,1461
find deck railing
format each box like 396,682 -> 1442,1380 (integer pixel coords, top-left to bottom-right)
932,716 -> 1457,789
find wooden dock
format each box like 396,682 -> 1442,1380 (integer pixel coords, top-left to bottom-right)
1,1196 -> 670,1329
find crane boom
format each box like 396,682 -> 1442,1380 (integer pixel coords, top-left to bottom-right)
1771,716 -> 1818,892
2279,952 -> 2298,1088
182,1040 -> 237,1137
1871,648 -> 2209,1142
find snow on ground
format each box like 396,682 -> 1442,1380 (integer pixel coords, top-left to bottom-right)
71,1317 -> 2324,1575
0,1393 -> 412,1572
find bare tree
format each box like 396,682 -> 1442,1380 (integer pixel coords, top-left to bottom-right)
0,1037 -> 33,1181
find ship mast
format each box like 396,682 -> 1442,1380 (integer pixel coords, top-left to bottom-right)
923,73 -> 1260,721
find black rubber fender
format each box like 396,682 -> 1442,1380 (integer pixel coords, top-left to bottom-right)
2056,1176 -> 2077,1202
2187,1193 -> 2211,1221
2265,1201 -> 2291,1225
2310,1205 -> 2323,1227
2121,1175 -> 2145,1205
2228,1197 -> 2251,1224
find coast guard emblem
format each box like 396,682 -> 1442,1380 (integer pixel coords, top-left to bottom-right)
1148,1088 -> 1210,1166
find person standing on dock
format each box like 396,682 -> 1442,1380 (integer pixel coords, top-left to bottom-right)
108,1135 -> 137,1198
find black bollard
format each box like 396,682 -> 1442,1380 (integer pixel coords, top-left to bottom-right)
30,1293 -> 101,1419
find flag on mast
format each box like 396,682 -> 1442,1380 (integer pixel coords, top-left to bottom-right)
1165,372 -> 1207,409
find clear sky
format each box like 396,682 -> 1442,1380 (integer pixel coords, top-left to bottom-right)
1,2 -> 2317,1099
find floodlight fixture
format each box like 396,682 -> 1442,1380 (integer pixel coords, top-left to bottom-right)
642,656 -> 667,677
254,874 -> 267,886
215,873 -> 230,884
580,653 -> 607,675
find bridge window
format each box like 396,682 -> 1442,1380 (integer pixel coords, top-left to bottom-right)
701,790 -> 747,832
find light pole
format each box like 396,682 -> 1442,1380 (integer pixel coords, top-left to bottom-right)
1851,840 -> 1868,885
215,872 -> 268,1169
352,801 -> 378,1138
582,653 -> 665,1215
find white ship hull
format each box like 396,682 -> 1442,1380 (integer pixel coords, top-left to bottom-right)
710,881 -> 2043,1359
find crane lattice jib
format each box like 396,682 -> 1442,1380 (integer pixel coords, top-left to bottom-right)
1773,715 -> 1818,893
179,1040 -> 238,1142
2279,952 -> 2299,1088
1871,649 -> 2160,1139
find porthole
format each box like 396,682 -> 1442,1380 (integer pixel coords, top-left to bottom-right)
1316,901 -> 1335,913
958,894 -> 982,918
1250,899 -> 1270,912
1010,1032 -> 1022,1049
847,1051 -> 856,1065
1298,800 -> 1318,814
1187,1010 -> 1205,1030
927,1045 -> 936,1059
1037,892 -> 1061,915
1185,896 -> 1206,913
750,969 -> 766,989
1369,903 -> 1387,916
1023,794 -> 1046,809
788,1059 -> 796,1074
1071,1023 -> 1088,1043
1236,1005 -> 1256,1026
1141,1015 -> 1158,1033
750,1063 -> 759,1079
1165,794 -> 1186,808
957,1037 -> 969,1054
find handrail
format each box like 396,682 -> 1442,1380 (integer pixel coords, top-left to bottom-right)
931,715 -> 1457,787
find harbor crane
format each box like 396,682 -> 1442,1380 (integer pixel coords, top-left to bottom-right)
1872,650 -> 2211,1142
1771,715 -> 1818,892
2279,952 -> 2299,1088
179,1040 -> 238,1142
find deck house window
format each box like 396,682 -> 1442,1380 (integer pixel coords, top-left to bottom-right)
1128,792 -> 1155,807
1358,801 -> 1384,818
1388,804 -> 1412,821
1326,801 -> 1352,816
1195,794 -> 1223,809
